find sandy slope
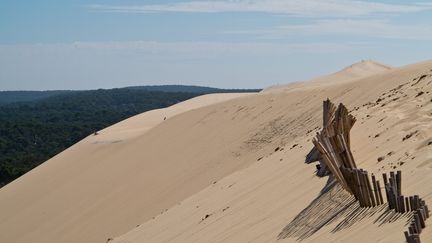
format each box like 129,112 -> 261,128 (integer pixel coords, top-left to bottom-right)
0,92 -> 253,243
111,60 -> 432,243
1,60 -> 431,243
89,93 -> 253,142
262,60 -> 392,93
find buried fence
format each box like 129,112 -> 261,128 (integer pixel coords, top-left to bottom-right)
306,99 -> 429,242
404,194 -> 429,243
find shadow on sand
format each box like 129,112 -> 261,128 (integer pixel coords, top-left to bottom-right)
277,176 -> 410,241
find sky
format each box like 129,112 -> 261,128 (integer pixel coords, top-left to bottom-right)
1,0 -> 432,90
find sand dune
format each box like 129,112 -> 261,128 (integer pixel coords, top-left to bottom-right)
0,92 -> 254,243
263,59 -> 392,93
88,93 -> 253,142
111,59 -> 432,243
1,60 -> 431,243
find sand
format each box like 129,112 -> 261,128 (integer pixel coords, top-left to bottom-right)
0,60 -> 431,243
89,93 -> 253,142
262,59 -> 392,93
0,92 -> 253,243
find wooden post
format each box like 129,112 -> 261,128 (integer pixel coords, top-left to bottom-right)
382,173 -> 388,186
410,196 -> 416,211
389,177 -> 398,212
406,197 -> 411,212
417,211 -> 425,229
390,171 -> 395,186
348,169 -> 362,203
412,234 -> 421,243
371,174 -> 380,205
355,170 -> 366,207
414,195 -> 420,210
376,180 -> 384,205
365,172 -> 376,206
404,231 -> 412,243
360,171 -> 372,206
419,208 -> 426,224
414,214 -> 422,233
362,171 -> 371,207
396,170 -> 402,196
399,195 -> 405,213
385,184 -> 394,209
349,169 -> 361,202
412,220 -> 419,234
409,225 -> 414,234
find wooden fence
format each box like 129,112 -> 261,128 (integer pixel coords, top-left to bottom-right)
404,195 -> 430,243
308,99 -> 429,242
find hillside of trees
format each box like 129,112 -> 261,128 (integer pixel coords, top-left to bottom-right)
126,85 -> 260,93
0,85 -> 259,105
0,90 -> 72,105
0,86 -> 260,187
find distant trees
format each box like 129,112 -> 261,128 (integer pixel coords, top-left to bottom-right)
0,89 -> 200,186
0,86 -> 261,187
0,90 -> 71,105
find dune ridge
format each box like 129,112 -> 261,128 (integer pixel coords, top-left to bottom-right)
0,59 -> 431,243
0,92 -> 254,243
263,59 -> 392,93
112,59 -> 432,243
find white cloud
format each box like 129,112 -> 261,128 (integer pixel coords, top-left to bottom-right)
292,19 -> 432,39
88,0 -> 432,16
86,1 -> 432,41
227,19 -> 432,40
54,41 -> 357,56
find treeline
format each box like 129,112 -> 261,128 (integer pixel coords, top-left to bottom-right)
126,85 -> 260,94
0,90 -> 72,105
0,85 -> 260,105
0,88 -> 211,186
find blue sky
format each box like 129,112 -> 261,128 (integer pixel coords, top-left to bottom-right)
1,0 -> 432,90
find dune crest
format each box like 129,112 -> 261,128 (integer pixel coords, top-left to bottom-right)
263,59 -> 392,93
112,59 -> 432,243
1,60 -> 432,243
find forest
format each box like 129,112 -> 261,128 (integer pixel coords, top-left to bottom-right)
0,86 -> 260,187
